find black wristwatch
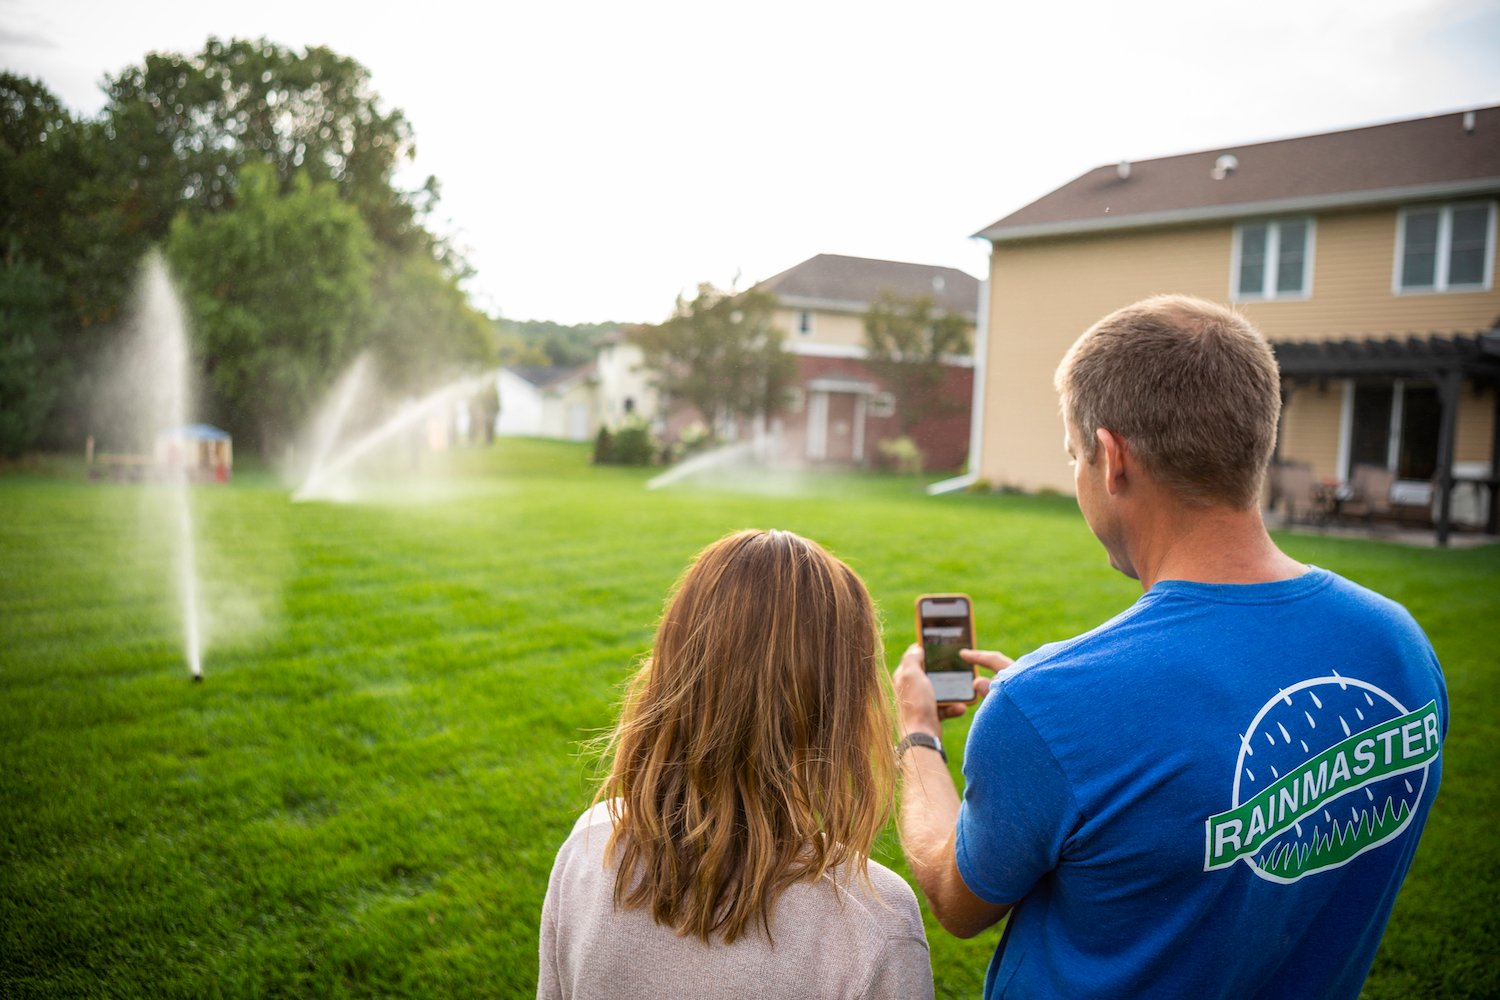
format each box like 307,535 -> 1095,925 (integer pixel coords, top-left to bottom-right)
896,731 -> 947,764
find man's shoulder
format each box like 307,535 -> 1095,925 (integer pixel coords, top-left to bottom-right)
1002,593 -> 1162,680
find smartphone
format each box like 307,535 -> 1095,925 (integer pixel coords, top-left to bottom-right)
916,593 -> 977,704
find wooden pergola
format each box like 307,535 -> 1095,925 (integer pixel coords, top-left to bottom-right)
1272,329 -> 1500,546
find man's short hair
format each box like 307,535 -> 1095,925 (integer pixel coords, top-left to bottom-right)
1054,294 -> 1281,509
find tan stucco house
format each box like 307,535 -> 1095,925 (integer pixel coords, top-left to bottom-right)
971,105 -> 1500,541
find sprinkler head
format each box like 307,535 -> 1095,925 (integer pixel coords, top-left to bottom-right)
192,674 -> 203,683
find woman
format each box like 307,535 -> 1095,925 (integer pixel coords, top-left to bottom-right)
539,529 -> 932,999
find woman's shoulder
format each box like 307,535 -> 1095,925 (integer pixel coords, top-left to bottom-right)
778,856 -> 926,943
569,799 -> 616,836
861,856 -> 922,913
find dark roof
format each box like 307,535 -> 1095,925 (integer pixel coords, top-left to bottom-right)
507,364 -> 592,389
757,254 -> 980,319
977,105 -> 1500,243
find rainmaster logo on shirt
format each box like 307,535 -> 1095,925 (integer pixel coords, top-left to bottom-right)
1204,675 -> 1440,883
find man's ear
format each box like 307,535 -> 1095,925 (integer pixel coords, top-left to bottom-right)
1095,428 -> 1128,496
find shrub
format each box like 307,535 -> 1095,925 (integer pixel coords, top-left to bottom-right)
677,421 -> 713,457
591,426 -> 614,464
878,436 -> 924,475
602,418 -> 658,466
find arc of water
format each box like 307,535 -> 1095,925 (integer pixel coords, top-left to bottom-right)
302,352 -> 373,487
294,368 -> 500,501
646,439 -> 759,490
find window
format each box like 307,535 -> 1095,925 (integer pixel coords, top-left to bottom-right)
1343,380 -> 1440,481
798,310 -> 813,336
1233,218 -> 1312,300
867,391 -> 896,419
1396,202 -> 1495,292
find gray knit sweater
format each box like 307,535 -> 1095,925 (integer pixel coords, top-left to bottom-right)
538,802 -> 934,999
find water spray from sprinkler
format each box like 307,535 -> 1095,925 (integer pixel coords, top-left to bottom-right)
294,367 -> 502,502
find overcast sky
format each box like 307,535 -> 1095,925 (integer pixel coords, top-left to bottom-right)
4,0 -> 1499,325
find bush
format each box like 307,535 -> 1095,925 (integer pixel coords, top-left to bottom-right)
594,418 -> 658,466
878,436 -> 924,475
677,421 -> 713,457
591,426 -> 613,464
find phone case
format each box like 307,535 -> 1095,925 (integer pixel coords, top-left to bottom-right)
915,593 -> 977,704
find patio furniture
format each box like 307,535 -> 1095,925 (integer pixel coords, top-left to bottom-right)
1273,463 -> 1321,523
1340,464 -> 1396,524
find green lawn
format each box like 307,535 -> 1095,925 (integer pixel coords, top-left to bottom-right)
2,438 -> 1495,998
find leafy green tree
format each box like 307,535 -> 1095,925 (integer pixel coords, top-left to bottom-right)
1,75 -> 86,278
367,248 -> 495,394
496,318 -> 623,368
492,328 -> 551,368
633,284 -> 793,437
862,291 -> 972,434
0,258 -> 60,456
0,74 -> 133,449
167,163 -> 374,455
101,37 -> 428,252
3,46 -> 484,456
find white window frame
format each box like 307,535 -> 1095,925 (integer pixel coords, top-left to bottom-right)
1230,217 -> 1315,302
797,310 -> 813,336
1393,201 -> 1496,294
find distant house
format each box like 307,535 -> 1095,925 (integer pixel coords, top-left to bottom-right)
752,253 -> 981,470
593,329 -> 660,429
970,105 -> 1500,540
496,364 -> 599,441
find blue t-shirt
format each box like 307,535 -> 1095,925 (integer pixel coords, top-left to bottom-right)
955,567 -> 1446,1000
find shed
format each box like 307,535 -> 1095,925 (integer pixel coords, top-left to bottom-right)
155,424 -> 233,482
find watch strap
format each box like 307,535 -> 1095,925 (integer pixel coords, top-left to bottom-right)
896,730 -> 947,763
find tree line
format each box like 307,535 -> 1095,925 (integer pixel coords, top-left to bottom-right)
0,38 -> 494,458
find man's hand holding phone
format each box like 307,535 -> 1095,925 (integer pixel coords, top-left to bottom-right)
898,593 -> 1013,739
894,645 -> 1008,735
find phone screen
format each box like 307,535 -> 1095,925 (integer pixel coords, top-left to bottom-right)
918,595 -> 975,703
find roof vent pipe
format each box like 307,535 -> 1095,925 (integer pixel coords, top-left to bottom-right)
1463,110 -> 1476,134
1212,154 -> 1239,180
1117,160 -> 1131,180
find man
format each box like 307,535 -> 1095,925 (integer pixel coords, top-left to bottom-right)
895,295 -> 1447,999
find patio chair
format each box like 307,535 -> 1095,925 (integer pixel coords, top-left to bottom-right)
1340,464 -> 1396,523
1274,463 -> 1320,523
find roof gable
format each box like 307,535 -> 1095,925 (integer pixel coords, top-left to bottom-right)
758,253 -> 980,319
978,105 -> 1500,243
507,364 -> 593,390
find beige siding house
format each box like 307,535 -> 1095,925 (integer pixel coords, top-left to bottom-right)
973,105 -> 1500,541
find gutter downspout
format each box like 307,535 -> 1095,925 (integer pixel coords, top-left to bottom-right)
929,275 -> 990,495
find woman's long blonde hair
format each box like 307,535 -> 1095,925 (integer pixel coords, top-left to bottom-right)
599,529 -> 896,944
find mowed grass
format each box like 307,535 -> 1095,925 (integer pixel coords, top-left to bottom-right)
1,437 -> 1496,998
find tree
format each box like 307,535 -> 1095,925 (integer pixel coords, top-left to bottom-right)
100,37 -> 428,252
0,74 -> 134,450
862,292 -> 972,434
632,284 -> 794,438
0,258 -> 60,456
495,318 -> 623,368
367,247 -> 495,394
2,45 -> 486,456
167,163 -> 374,455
